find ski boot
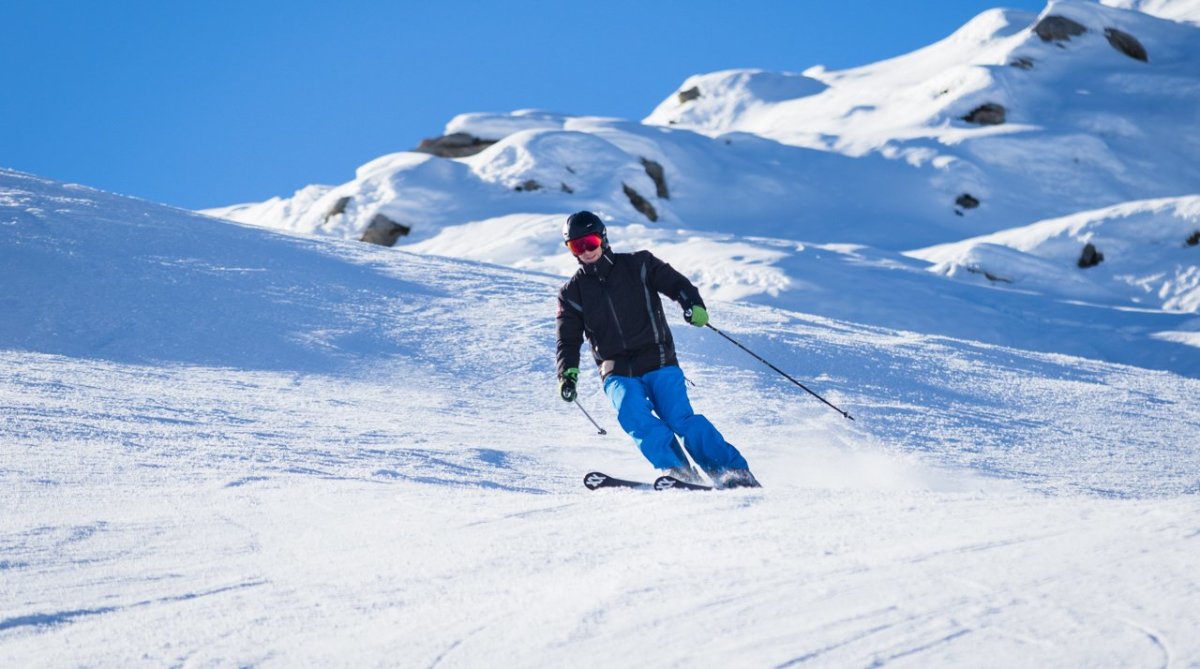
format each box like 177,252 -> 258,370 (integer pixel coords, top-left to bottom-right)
716,469 -> 762,489
662,463 -> 705,486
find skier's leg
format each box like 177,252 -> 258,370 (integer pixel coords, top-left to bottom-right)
644,366 -> 750,475
603,374 -> 689,469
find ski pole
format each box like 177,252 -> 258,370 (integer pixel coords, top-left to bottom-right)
706,323 -> 855,421
573,399 -> 608,435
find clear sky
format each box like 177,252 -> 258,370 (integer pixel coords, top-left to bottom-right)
1,0 -> 1049,209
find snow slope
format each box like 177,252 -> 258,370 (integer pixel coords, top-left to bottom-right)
4,166 -> 1200,666
1102,0 -> 1200,24
911,195 -> 1200,312
6,1 -> 1200,665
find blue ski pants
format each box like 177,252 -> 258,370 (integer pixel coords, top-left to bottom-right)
603,365 -> 749,474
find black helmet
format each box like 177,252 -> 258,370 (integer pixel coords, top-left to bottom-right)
563,211 -> 607,244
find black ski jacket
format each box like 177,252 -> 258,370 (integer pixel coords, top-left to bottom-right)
556,249 -> 705,380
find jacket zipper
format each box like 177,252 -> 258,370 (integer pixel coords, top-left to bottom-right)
603,288 -> 628,349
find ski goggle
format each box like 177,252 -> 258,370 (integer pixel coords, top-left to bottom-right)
566,233 -> 603,255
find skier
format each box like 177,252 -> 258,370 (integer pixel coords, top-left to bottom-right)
555,211 -> 761,489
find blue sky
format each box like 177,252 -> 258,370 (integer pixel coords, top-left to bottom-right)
2,1 -> 1048,209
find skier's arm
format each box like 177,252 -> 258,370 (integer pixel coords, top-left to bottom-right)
556,289 -> 585,378
642,251 -> 705,312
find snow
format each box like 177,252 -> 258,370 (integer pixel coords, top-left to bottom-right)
5,161 -> 1200,665
444,109 -> 572,139
1102,0 -> 1200,24
911,196 -> 1200,312
6,0 -> 1200,664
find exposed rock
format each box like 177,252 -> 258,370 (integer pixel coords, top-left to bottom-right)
678,86 -> 701,104
560,182 -> 574,194
956,193 -> 981,210
414,132 -> 497,159
324,196 -> 351,222
622,183 -> 658,222
1077,242 -> 1104,268
640,158 -> 670,199
1187,231 -> 1199,246
359,213 -> 411,247
513,180 -> 542,192
1010,57 -> 1035,70
967,266 -> 1013,284
962,103 -> 1007,126
1105,28 -> 1148,62
1034,15 -> 1087,43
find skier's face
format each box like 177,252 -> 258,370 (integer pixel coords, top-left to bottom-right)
567,233 -> 604,264
576,245 -> 603,264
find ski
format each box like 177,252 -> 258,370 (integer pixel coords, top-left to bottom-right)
583,471 -> 652,491
654,475 -> 713,491
583,472 -> 716,491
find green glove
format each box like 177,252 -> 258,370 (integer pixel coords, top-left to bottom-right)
685,305 -> 709,327
559,368 -> 580,402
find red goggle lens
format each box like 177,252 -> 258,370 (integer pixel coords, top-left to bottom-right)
566,233 -> 603,255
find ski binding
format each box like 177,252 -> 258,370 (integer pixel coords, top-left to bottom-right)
654,475 -> 712,491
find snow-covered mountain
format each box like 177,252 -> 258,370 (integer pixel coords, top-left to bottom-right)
204,0 -> 1200,376
648,0 -> 1200,222
212,1 -> 1200,242
212,1 -> 1200,254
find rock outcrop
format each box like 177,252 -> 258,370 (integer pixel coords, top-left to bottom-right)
962,103 -> 1007,126
967,266 -> 1013,284
1077,242 -> 1104,268
678,86 -> 701,104
360,213 -> 411,247
622,184 -> 658,222
641,158 -> 669,199
1104,28 -> 1148,62
324,196 -> 351,223
1032,15 -> 1147,62
415,132 -> 497,159
1034,16 -> 1087,42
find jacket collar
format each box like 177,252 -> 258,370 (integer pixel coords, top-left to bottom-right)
580,248 -> 616,280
